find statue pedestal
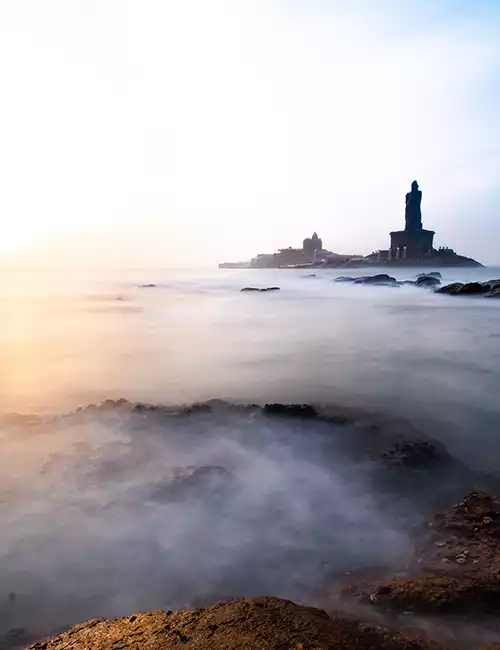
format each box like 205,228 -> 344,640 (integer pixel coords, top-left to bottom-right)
390,229 -> 435,259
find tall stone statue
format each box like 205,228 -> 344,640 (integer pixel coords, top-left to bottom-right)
405,180 -> 422,231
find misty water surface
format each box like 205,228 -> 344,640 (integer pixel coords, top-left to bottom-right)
1,265 -> 500,642
1,265 -> 500,465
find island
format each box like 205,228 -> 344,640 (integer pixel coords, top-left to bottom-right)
218,181 -> 482,269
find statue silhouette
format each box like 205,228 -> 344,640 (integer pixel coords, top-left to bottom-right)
405,180 -> 422,231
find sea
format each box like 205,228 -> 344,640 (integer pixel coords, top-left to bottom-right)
1,265 -> 500,643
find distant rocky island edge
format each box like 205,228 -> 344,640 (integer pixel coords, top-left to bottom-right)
219,181 -> 482,269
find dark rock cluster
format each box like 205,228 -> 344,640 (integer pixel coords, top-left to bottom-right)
335,273 -> 500,299
335,273 -> 442,288
437,280 -> 500,297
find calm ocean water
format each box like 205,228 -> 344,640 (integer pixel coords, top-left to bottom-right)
1,265 -> 500,642
1,265 -> 500,464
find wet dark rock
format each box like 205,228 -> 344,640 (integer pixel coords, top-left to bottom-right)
456,283 -> 490,295
485,285 -> 500,298
380,440 -> 451,468
241,286 -> 280,292
434,279 -> 500,298
27,596 -> 445,650
416,275 -> 441,288
0,627 -> 28,649
436,282 -> 490,296
435,282 -> 464,295
138,284 -> 157,288
354,274 -> 397,285
264,403 -> 318,419
334,276 -> 357,282
417,272 -> 442,279
334,274 -> 398,285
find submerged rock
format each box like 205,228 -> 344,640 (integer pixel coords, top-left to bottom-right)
380,440 -> 450,467
485,286 -> 500,298
354,274 -> 397,285
416,275 -> 441,288
436,282 -> 490,296
335,274 -> 397,285
334,276 -> 357,282
241,286 -> 280,292
417,272 -> 442,279
436,280 -> 500,297
27,596 -> 445,650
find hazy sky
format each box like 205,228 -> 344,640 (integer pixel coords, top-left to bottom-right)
1,0 -> 499,266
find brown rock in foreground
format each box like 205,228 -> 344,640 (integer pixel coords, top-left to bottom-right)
27,596 -> 445,650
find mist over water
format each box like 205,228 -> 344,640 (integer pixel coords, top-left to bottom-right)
1,266 -> 500,641
0,406 -> 412,636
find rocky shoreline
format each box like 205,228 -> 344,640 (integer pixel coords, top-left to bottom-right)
25,490 -> 500,649
6,400 -> 500,649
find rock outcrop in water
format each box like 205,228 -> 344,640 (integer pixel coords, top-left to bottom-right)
436,280 -> 500,297
334,274 -> 500,296
27,596 -> 444,650
415,275 -> 441,288
240,286 -> 280,292
418,272 -> 442,280
335,274 -> 398,286
335,273 -> 441,288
